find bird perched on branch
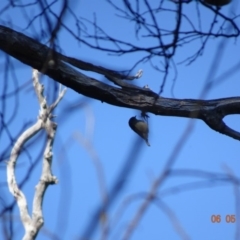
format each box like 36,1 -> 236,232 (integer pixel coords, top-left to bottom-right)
129,116 -> 150,146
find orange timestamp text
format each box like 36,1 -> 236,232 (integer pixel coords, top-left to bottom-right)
211,214 -> 236,223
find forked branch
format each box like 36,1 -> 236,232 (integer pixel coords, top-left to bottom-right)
0,25 -> 239,141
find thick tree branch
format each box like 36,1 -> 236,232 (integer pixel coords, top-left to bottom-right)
0,25 -> 239,140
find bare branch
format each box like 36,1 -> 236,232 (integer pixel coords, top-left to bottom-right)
0,25 -> 239,141
6,69 -> 66,239
7,120 -> 42,239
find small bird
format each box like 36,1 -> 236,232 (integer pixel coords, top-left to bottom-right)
129,116 -> 150,146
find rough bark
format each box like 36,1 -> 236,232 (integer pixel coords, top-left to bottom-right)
0,25 -> 239,140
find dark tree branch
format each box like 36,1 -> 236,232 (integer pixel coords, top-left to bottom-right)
0,25 -> 239,140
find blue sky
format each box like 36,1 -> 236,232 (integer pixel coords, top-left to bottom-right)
0,1 -> 240,240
